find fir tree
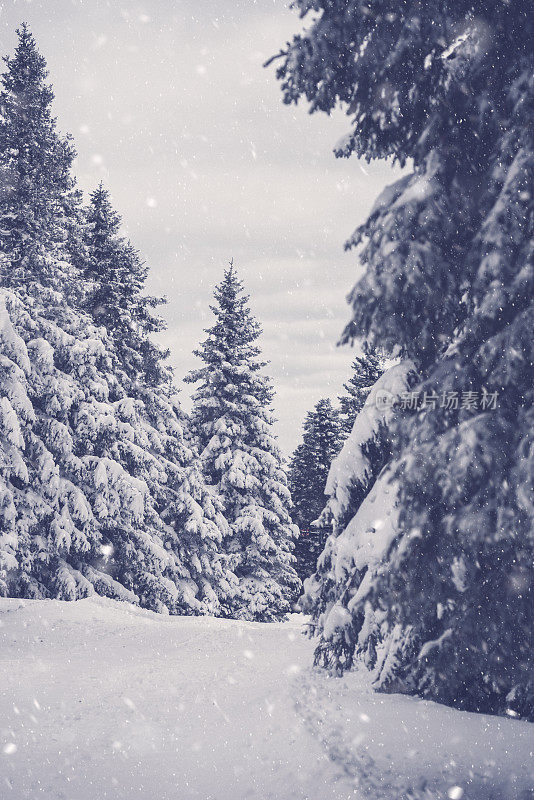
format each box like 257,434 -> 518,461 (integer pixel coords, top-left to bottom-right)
79,184 -> 237,615
288,398 -> 344,582
338,351 -> 385,436
185,263 -> 300,620
301,363 -> 417,673
273,1 -> 534,717
0,27 -> 233,615
80,184 -> 167,387
0,23 -> 80,293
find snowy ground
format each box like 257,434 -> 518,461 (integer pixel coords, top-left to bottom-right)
1,598 -> 533,800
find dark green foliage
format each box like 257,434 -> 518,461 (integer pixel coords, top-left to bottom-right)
186,264 -> 301,620
273,1 -> 534,717
0,24 -> 80,294
81,184 -> 168,388
338,351 -> 385,435
288,398 -> 344,581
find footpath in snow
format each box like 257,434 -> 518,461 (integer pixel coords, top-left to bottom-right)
0,597 -> 533,800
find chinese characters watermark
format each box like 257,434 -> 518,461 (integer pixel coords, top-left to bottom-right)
374,388 -> 499,412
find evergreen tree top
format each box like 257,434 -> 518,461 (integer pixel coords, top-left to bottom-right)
2,23 -> 52,102
301,398 -> 338,432
288,397 -> 344,538
87,183 -> 122,239
0,23 -> 78,290
84,182 -> 155,300
296,398 -> 342,455
0,23 -> 74,167
214,259 -> 244,305
187,261 -> 268,377
185,261 -> 278,453
209,260 -> 260,341
341,354 -> 381,396
81,182 -> 168,387
337,352 -> 385,434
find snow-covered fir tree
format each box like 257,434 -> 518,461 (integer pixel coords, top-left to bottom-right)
185,263 -> 300,620
0,27 -> 233,615
274,1 -> 534,717
0,24 -> 80,295
338,351 -> 385,436
78,184 -> 237,615
301,363 -> 417,672
80,184 -> 167,387
288,398 -> 344,581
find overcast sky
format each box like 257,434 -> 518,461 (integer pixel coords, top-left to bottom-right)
0,0 -> 401,455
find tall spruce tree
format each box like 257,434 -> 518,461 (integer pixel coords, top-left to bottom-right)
273,1 -> 534,717
0,27 -> 233,615
185,263 -> 300,620
288,398 -> 344,582
301,363 -> 417,673
79,183 -> 237,615
0,23 -> 80,294
80,184 -> 167,387
0,24 -> 101,600
338,352 -> 385,436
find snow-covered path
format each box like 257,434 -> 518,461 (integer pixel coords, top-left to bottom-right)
0,597 -> 356,800
1,597 -> 533,800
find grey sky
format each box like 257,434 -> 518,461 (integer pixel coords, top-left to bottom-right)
0,0 -> 401,454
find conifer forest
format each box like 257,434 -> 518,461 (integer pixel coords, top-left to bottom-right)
0,3 -> 533,799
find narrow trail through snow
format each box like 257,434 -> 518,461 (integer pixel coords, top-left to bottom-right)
0,597 -> 358,800
2,598 -> 533,800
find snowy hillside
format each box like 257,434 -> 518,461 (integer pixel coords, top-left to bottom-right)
1,597 -> 533,800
